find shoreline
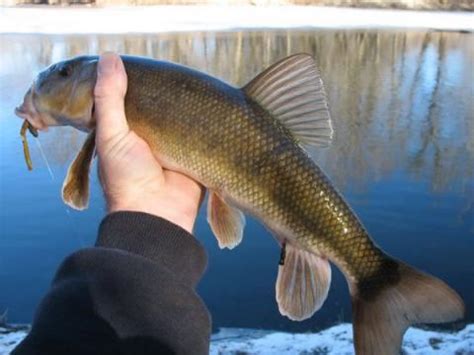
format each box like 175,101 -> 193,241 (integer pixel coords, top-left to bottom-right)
1,6 -> 473,34
1,323 -> 473,354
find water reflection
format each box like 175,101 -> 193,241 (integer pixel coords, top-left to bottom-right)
1,30 -> 473,329
2,30 -> 472,193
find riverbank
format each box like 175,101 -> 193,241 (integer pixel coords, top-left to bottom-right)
1,323 -> 473,354
1,6 -> 473,34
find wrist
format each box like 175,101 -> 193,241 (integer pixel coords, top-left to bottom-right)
108,196 -> 197,234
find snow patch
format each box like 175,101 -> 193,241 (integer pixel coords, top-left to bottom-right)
210,324 -> 474,354
0,327 -> 28,355
2,323 -> 473,354
0,6 -> 473,34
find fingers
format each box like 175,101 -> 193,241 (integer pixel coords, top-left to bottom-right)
94,52 -> 129,150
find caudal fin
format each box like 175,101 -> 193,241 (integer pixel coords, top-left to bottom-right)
351,259 -> 465,355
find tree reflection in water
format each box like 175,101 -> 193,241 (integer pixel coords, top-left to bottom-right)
2,29 -> 473,194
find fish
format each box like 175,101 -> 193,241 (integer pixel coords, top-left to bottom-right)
15,54 -> 465,354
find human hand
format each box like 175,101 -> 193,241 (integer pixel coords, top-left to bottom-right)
94,53 -> 203,234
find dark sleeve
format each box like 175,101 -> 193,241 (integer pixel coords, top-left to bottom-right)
12,211 -> 211,355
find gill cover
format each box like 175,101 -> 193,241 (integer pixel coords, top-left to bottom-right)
17,56 -> 98,132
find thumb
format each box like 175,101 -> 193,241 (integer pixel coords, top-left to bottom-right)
94,52 -> 129,148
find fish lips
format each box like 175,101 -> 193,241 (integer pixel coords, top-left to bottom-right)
15,87 -> 48,132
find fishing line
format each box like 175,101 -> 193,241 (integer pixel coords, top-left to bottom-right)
34,137 -> 86,248
34,138 -> 55,181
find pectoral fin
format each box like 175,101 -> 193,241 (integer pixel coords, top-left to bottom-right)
207,191 -> 246,249
276,243 -> 331,321
62,131 -> 96,210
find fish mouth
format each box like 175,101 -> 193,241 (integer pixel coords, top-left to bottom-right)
14,87 -> 48,131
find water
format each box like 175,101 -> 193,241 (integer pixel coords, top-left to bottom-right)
0,30 -> 473,333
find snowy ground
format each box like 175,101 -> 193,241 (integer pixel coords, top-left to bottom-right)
0,326 -> 28,355
0,6 -> 473,34
211,324 -> 474,354
1,323 -> 473,354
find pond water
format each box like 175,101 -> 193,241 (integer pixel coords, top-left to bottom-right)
0,29 -> 473,333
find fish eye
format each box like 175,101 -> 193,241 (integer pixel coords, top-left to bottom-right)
58,65 -> 72,78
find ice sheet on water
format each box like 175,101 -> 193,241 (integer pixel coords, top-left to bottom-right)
0,7 -> 473,34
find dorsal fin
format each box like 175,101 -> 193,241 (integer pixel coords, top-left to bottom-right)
243,53 -> 333,147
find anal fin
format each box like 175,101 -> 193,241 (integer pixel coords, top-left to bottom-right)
207,191 -> 246,249
276,243 -> 331,321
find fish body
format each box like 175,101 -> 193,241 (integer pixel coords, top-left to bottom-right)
15,54 -> 465,355
123,56 -> 381,281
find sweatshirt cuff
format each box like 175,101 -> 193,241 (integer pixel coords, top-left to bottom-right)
96,211 -> 207,286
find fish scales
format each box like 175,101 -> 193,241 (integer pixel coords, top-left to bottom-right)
125,58 -> 384,281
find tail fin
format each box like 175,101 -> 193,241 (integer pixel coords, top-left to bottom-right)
351,259 -> 465,355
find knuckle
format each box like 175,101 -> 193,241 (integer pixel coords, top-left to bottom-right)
97,131 -> 130,158
93,83 -> 109,100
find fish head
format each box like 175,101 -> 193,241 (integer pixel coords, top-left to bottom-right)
15,56 -> 98,132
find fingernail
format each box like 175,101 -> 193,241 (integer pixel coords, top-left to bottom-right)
98,52 -> 117,76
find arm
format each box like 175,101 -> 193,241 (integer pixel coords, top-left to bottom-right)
13,213 -> 210,355
13,53 -> 210,355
